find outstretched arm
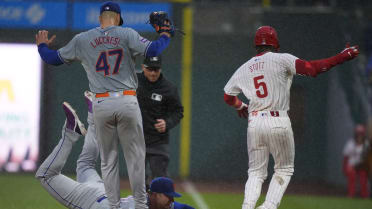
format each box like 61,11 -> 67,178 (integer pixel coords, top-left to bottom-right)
295,44 -> 359,77
146,15 -> 172,57
35,30 -> 63,66
145,34 -> 170,57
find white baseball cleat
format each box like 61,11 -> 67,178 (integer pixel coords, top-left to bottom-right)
62,102 -> 87,136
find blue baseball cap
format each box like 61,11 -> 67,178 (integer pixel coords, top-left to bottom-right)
100,1 -> 123,26
150,177 -> 182,198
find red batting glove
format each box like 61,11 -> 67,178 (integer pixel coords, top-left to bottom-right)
338,43 -> 359,62
236,103 -> 248,119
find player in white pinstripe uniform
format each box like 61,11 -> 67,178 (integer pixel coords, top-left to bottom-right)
223,26 -> 359,209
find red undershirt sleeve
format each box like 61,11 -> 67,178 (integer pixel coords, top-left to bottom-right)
224,93 -> 242,108
295,53 -> 346,77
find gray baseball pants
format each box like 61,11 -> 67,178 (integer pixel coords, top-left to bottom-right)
35,121 -> 110,209
77,112 -> 101,183
93,94 -> 147,209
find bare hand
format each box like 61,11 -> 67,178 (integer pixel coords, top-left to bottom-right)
154,119 -> 166,133
35,30 -> 56,46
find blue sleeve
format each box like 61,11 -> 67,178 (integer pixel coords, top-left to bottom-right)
174,201 -> 195,209
145,34 -> 170,57
38,43 -> 64,66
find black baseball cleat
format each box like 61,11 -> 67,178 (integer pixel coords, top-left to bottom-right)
62,102 -> 87,136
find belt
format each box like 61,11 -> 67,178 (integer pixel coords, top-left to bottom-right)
249,111 -> 288,117
97,195 -> 107,203
95,90 -> 136,98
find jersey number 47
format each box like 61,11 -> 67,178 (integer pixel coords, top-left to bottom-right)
96,49 -> 123,76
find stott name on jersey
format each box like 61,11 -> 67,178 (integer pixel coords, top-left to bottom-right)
249,62 -> 264,73
90,36 -> 120,48
224,52 -> 298,112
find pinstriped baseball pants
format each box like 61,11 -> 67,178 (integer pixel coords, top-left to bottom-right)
243,113 -> 294,209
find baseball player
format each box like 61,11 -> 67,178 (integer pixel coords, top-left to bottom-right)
343,124 -> 370,198
223,26 -> 359,209
35,2 -> 174,209
36,99 -> 194,209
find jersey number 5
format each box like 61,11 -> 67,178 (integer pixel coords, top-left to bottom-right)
96,49 -> 123,76
254,75 -> 268,98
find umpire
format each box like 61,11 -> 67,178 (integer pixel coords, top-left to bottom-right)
137,56 -> 184,188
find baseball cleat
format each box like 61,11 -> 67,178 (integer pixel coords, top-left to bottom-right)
62,102 -> 87,136
84,90 -> 93,113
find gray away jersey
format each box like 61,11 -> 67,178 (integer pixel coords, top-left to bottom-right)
58,26 -> 151,93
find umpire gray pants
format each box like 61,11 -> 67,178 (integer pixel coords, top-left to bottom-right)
93,94 -> 147,209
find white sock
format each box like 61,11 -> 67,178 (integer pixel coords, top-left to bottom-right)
242,176 -> 265,209
262,174 -> 291,209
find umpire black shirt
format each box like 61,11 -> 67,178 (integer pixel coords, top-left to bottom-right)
137,72 -> 184,146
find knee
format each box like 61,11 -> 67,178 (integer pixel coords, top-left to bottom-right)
76,159 -> 95,172
35,167 -> 48,181
248,169 -> 268,181
35,165 -> 45,179
75,161 -> 86,175
35,172 -> 42,180
274,167 -> 294,176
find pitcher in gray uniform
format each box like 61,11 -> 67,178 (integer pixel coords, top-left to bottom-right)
35,1 -> 173,208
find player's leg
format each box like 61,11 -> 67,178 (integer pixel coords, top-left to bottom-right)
116,96 -> 147,209
35,129 -> 84,208
93,98 -> 121,209
359,169 -> 369,198
76,91 -> 102,183
346,166 -> 356,197
147,144 -> 170,180
36,102 -> 86,179
259,117 -> 294,209
35,102 -> 95,208
242,119 -> 269,209
145,153 -> 152,190
148,153 -> 169,178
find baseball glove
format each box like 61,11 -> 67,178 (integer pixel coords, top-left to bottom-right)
149,11 -> 180,37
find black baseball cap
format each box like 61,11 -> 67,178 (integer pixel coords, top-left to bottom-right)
150,177 -> 182,198
100,1 -> 123,26
143,56 -> 162,68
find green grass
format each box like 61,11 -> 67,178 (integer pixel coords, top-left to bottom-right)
1,174 -> 371,209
